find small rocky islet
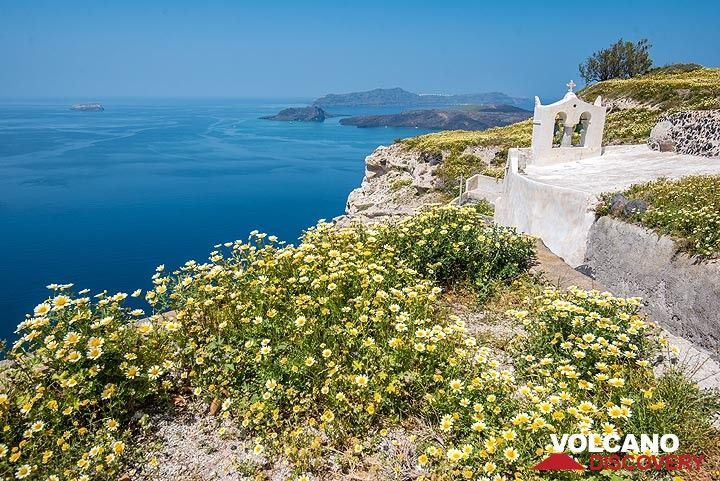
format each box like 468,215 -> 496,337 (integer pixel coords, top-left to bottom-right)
259,106 -> 333,122
70,103 -> 104,111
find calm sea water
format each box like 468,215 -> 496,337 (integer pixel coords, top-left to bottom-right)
0,99 -> 431,339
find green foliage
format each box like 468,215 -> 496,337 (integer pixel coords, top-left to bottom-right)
380,204 -> 533,299
3,204 -> 718,479
436,153 -> 483,184
436,153 -> 507,184
602,108 -> 660,144
598,175 -> 720,256
626,369 -> 720,454
1,287 -> 172,480
389,177 -> 413,191
579,38 -> 653,83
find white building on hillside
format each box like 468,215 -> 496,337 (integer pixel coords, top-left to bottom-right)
464,81 -> 720,266
530,80 -> 606,165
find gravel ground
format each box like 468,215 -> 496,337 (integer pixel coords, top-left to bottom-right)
130,403 -> 433,481
132,404 -> 287,481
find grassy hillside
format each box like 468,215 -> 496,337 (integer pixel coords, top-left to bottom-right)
401,119 -> 533,181
401,66 -> 720,184
582,63 -> 720,111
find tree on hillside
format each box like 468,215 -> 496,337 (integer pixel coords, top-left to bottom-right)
579,38 -> 652,83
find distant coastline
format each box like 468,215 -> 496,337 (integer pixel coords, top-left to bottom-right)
313,87 -> 532,109
339,104 -> 531,130
261,87 -> 532,130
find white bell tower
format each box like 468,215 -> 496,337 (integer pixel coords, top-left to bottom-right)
530,80 -> 607,165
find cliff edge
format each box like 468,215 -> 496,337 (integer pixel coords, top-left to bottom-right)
342,144 -> 449,224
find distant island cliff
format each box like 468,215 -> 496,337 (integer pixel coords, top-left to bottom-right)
261,87 -> 532,129
314,87 -> 532,109
260,106 -> 336,122
340,104 -> 531,130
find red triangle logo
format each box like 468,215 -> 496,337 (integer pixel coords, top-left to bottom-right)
533,453 -> 586,471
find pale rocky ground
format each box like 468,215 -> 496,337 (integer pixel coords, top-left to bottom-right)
523,144 -> 720,193
134,409 -> 274,481
134,404 -> 435,481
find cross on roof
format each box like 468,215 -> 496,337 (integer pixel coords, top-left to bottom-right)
566,80 -> 576,93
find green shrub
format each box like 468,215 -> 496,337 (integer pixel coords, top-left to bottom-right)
0,287 -> 172,480
140,205 -> 533,474
390,178 -> 413,191
3,205 -> 717,480
579,38 -> 653,83
625,369 -> 720,454
381,204 -> 533,299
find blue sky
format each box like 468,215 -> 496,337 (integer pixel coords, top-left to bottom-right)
1,0 -> 719,100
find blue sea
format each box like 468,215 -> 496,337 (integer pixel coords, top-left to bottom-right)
0,99 -> 431,339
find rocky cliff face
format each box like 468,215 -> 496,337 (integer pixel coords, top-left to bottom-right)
648,109 -> 720,157
341,142 -> 502,224
341,144 -> 448,224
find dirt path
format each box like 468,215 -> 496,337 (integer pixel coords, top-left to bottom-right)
531,240 -> 606,291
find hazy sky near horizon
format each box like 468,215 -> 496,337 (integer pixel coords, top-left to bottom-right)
2,0 -> 719,100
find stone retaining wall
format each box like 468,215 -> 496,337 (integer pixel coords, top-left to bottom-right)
585,216 -> 720,359
648,109 -> 720,157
